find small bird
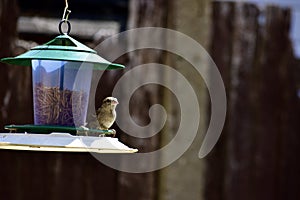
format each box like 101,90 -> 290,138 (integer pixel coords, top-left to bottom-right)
96,97 -> 118,130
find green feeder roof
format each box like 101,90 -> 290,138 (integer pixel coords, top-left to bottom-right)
0,34 -> 124,70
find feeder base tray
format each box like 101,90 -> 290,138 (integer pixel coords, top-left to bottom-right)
0,132 -> 137,153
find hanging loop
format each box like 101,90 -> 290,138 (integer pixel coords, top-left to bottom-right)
59,20 -> 71,35
59,0 -> 71,35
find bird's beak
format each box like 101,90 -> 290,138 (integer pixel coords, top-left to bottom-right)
112,99 -> 119,105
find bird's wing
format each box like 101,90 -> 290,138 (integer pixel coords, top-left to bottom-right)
96,107 -> 102,116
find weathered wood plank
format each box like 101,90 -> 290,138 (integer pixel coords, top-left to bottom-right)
205,2 -> 235,200
0,0 -> 33,131
115,1 -> 168,200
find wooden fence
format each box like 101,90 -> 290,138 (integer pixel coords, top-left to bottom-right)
0,1 -> 299,200
206,2 -> 300,200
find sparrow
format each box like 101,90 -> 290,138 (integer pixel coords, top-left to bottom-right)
96,97 -> 118,130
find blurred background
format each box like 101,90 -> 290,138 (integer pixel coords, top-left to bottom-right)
0,0 -> 299,199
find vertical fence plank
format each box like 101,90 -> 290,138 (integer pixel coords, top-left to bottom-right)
0,0 -> 33,131
116,1 -> 168,200
224,3 -> 260,200
205,2 -> 234,200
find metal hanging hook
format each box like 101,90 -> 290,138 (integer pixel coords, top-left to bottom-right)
62,0 -> 71,21
59,0 -> 72,35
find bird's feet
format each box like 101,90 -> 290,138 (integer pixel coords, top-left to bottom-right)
98,129 -> 116,137
76,126 -> 89,136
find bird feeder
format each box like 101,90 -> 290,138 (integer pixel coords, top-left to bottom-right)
0,3 -> 137,153
1,0 -> 125,129
2,33 -> 123,128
